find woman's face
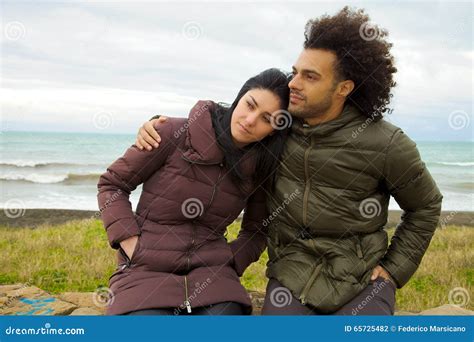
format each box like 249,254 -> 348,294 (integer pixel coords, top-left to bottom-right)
230,88 -> 282,148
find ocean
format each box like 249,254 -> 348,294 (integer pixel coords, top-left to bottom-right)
1,131 -> 472,211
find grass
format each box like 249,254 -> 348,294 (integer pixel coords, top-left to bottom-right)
0,219 -> 472,312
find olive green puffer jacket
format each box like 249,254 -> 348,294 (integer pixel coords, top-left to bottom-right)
266,104 -> 442,313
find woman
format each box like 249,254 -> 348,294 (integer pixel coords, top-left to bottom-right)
97,68 -> 290,315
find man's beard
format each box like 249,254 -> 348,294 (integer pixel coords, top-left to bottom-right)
289,95 -> 334,119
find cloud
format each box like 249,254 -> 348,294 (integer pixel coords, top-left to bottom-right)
1,1 -> 472,140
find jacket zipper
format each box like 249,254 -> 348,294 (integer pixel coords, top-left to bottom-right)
184,275 -> 192,313
182,162 -> 224,314
302,136 -> 312,227
299,261 -> 323,305
184,227 -> 195,314
119,248 -> 131,267
206,164 -> 224,210
356,237 -> 363,259
119,241 -> 137,268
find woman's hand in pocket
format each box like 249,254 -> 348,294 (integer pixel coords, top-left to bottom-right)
120,235 -> 139,260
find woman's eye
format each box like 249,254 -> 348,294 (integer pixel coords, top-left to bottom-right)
263,115 -> 271,123
247,101 -> 254,110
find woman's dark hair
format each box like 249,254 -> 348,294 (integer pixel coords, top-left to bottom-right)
304,6 -> 397,121
211,68 -> 290,192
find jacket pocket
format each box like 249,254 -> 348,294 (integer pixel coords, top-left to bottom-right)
130,234 -> 142,263
266,221 -> 281,262
119,234 -> 142,267
321,236 -> 367,284
126,208 -> 149,265
359,229 -> 388,270
109,263 -> 128,281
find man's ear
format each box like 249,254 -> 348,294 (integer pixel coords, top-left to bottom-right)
338,80 -> 355,98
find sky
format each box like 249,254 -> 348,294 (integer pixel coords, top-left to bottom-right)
0,0 -> 472,141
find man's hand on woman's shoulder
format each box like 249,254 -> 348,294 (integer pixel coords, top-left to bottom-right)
135,116 -> 168,150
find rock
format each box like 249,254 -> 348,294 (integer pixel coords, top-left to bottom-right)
58,292 -> 106,315
394,310 -> 417,315
419,304 -> 474,315
0,284 -> 77,315
0,284 -> 25,295
2,285 -> 473,316
249,291 -> 265,315
69,307 -> 102,315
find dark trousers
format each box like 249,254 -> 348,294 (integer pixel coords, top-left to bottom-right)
262,277 -> 396,315
125,301 -> 245,315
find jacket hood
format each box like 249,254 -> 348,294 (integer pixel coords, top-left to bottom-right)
182,100 -> 223,164
181,100 -> 257,180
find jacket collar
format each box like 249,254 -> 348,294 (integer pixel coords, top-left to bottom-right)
291,104 -> 363,137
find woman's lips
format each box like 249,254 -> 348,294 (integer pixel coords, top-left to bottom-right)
238,123 -> 250,134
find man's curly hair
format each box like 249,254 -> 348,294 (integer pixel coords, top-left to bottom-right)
304,6 -> 397,121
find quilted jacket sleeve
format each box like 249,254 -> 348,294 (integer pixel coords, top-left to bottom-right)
229,186 -> 269,276
97,120 -> 179,249
380,129 -> 443,288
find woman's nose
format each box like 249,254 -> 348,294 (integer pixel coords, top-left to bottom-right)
244,113 -> 258,126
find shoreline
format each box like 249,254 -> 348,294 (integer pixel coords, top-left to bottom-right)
0,208 -> 473,228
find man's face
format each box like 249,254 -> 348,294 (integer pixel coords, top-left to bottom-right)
288,49 -> 339,119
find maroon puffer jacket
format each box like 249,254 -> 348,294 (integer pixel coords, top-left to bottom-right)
97,100 -> 268,315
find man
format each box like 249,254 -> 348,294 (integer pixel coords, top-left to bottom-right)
135,7 -> 442,315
